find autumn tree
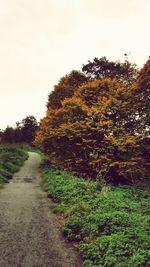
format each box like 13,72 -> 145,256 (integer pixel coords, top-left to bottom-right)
35,56 -> 150,185
36,98 -> 88,173
75,79 -> 144,183
35,78 -> 145,184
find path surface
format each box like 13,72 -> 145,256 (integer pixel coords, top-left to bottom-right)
0,152 -> 82,267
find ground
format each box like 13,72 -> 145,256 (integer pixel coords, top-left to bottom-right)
0,152 -> 82,267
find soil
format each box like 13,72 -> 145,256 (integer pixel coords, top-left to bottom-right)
0,152 -> 83,267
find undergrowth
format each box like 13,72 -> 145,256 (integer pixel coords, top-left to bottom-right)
41,163 -> 150,267
0,144 -> 28,184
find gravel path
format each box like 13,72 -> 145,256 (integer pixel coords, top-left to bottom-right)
0,152 -> 82,267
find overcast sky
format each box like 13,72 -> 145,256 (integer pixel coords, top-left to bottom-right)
0,0 -> 150,129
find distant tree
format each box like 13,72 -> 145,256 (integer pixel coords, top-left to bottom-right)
1,116 -> 38,144
20,116 -> 38,144
13,122 -> 23,143
47,70 -> 88,109
0,130 -> 2,142
2,126 -> 15,143
82,57 -> 138,86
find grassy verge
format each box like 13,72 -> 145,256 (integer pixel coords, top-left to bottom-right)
0,144 -> 29,185
41,163 -> 150,267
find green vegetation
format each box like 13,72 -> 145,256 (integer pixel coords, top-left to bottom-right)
41,163 -> 150,267
0,144 -> 28,184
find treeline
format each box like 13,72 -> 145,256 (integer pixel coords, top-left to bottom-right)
35,56 -> 150,185
0,116 -> 38,144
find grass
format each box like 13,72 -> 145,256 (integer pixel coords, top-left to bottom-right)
41,163 -> 150,267
0,144 -> 29,184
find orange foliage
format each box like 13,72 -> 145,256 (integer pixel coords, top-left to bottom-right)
35,68 -> 149,184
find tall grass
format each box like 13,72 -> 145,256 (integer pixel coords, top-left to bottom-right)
0,144 -> 28,184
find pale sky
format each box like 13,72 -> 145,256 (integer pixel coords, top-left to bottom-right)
0,0 -> 150,129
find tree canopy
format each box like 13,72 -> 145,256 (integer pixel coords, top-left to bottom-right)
35,56 -> 149,185
82,57 -> 138,86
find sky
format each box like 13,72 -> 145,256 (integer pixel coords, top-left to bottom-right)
0,0 -> 150,130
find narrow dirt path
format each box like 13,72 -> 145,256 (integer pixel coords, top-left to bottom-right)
0,152 -> 82,267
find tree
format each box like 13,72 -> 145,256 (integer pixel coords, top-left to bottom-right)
2,126 -> 15,143
0,130 -> 3,142
20,116 -> 38,144
35,56 -> 150,185
47,70 -> 88,109
35,78 -> 144,184
82,57 -> 138,86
